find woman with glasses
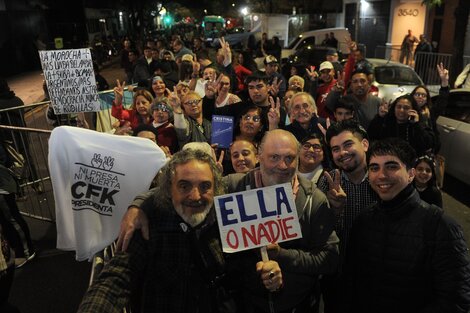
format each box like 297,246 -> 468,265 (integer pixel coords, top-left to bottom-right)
298,134 -> 331,185
410,63 -> 449,153
234,106 -> 266,146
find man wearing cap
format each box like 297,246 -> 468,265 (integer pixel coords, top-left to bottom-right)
308,61 -> 337,119
264,55 -> 287,98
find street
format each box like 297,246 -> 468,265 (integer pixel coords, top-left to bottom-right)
4,57 -> 470,313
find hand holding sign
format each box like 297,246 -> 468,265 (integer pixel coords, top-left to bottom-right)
324,169 -> 347,213
257,260 -> 283,292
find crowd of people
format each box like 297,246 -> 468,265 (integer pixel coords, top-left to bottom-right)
1,30 -> 470,313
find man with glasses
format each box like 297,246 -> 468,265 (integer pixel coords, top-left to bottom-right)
224,129 -> 339,312
169,90 -> 211,147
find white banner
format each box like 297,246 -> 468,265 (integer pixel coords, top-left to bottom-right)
39,48 -> 101,114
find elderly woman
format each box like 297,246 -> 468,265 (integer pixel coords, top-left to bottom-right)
284,92 -> 326,142
149,99 -> 178,154
169,90 -> 211,147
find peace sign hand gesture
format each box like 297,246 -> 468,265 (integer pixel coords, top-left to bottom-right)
306,66 -> 319,81
269,77 -> 282,97
268,96 -> 281,130
323,169 -> 347,213
167,87 -> 182,114
436,62 -> 449,87
113,79 -> 126,105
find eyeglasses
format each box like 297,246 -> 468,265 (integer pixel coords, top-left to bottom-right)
302,143 -> 322,151
242,115 -> 261,122
413,92 -> 427,98
154,103 -> 169,112
183,99 -> 201,106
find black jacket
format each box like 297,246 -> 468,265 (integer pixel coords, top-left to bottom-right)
342,185 -> 470,313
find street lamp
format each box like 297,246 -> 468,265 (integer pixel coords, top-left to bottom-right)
241,7 -> 248,16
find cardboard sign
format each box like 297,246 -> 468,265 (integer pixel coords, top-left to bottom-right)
211,115 -> 234,149
39,48 -> 101,114
214,183 -> 302,253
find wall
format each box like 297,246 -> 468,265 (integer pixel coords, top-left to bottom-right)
389,0 -> 427,48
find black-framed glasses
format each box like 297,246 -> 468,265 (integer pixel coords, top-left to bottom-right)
183,99 -> 201,106
302,143 -> 322,151
242,115 -> 261,122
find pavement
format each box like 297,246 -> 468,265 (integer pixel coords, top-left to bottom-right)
4,58 -> 470,312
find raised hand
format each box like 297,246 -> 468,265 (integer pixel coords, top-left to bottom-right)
113,79 -> 126,105
269,77 -> 282,97
378,98 -> 390,117
437,62 -> 449,87
167,87 -> 182,113
317,117 -> 331,138
345,35 -> 357,52
219,37 -> 232,66
324,169 -> 347,213
268,96 -> 281,130
306,66 -> 319,81
206,74 -> 222,99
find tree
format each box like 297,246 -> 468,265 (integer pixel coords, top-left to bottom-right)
423,0 -> 470,84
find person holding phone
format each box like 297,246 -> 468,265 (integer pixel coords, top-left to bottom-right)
367,94 -> 435,156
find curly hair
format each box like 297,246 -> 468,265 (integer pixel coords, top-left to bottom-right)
153,149 -> 225,208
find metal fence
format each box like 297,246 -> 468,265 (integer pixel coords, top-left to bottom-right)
374,45 -> 470,88
0,102 -> 55,222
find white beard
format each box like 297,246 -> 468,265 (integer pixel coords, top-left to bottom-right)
174,204 -> 212,227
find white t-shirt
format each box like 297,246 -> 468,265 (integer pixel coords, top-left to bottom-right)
49,126 -> 167,261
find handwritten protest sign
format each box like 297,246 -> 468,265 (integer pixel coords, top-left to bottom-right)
39,49 -> 101,114
214,183 -> 302,253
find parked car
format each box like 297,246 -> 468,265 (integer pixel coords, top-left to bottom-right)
436,89 -> 470,185
368,58 -> 425,102
281,27 -> 350,61
285,49 -> 424,102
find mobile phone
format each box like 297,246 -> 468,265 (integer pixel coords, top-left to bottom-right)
310,65 -> 316,72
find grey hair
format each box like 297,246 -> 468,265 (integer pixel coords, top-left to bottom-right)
153,149 -> 225,207
290,92 -> 317,114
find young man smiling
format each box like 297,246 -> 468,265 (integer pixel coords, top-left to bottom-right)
342,138 -> 470,313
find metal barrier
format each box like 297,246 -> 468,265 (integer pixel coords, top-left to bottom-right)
414,52 -> 453,85
0,102 -> 55,222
